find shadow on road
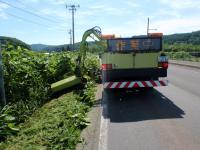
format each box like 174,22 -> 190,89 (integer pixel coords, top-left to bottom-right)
103,89 -> 185,122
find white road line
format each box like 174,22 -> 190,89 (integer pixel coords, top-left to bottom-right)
98,88 -> 109,150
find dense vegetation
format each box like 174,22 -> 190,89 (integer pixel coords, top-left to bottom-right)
163,30 -> 200,45
162,31 -> 200,61
0,42 -> 100,149
164,43 -> 200,61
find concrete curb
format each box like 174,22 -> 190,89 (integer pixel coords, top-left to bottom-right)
169,60 -> 200,69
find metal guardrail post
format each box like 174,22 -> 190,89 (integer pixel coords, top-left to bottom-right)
0,41 -> 6,107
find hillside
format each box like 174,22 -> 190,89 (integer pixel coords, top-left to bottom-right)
30,44 -> 50,51
0,36 -> 31,50
31,43 -> 81,52
31,43 -> 76,52
163,30 -> 200,45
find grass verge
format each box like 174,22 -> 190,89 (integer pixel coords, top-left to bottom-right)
0,86 -> 95,150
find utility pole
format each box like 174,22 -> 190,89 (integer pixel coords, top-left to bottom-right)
147,17 -> 157,36
147,17 -> 149,35
66,4 -> 80,50
68,29 -> 72,50
0,41 -> 6,107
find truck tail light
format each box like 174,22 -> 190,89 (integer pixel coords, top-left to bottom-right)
158,56 -> 168,69
159,62 -> 168,69
102,64 -> 112,70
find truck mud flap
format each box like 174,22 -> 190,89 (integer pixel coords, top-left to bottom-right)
103,80 -> 168,89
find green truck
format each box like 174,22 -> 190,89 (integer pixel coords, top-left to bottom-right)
101,33 -> 168,89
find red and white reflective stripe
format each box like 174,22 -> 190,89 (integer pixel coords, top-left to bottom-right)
103,80 -> 168,89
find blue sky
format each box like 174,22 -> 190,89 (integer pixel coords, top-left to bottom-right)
0,0 -> 200,45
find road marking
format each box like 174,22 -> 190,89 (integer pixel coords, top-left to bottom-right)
98,88 -> 109,150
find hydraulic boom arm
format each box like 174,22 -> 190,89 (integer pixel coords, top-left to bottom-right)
76,26 -> 102,76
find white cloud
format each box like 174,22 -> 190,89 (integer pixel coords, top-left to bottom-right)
48,0 -> 66,5
151,17 -> 200,34
89,5 -> 115,12
157,9 -> 181,18
124,1 -> 140,8
88,4 -> 133,17
26,0 -> 39,3
0,3 -> 9,9
160,0 -> 200,9
0,12 -> 7,19
24,0 -> 65,5
0,3 -> 9,19
40,8 -> 69,20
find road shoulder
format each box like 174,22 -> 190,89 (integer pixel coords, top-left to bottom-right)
76,84 -> 102,150
169,60 -> 200,69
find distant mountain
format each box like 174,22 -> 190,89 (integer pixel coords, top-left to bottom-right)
163,30 -> 200,45
30,44 -> 50,51
31,43 -> 81,52
0,36 -> 31,50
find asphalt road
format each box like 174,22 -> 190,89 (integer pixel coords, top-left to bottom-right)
102,65 -> 200,150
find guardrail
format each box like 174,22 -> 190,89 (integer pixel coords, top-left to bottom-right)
169,60 -> 200,69
190,52 -> 200,57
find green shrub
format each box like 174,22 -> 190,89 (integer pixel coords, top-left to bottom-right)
0,45 -> 99,142
166,51 -> 193,60
2,48 -> 75,119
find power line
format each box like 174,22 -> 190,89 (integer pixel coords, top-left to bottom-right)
15,0 -> 39,12
66,4 -> 80,50
13,0 -> 65,23
5,11 -> 50,27
0,0 -> 59,24
4,11 -> 67,33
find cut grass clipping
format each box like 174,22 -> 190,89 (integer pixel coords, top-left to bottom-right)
0,91 -> 93,150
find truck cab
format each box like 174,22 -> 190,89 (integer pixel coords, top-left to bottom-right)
101,33 -> 168,89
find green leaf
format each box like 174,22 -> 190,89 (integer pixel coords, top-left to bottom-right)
4,115 -> 15,122
8,123 -> 19,132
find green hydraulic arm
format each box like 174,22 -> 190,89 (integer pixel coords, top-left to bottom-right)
76,26 -> 102,77
51,26 -> 102,93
